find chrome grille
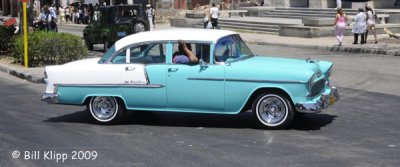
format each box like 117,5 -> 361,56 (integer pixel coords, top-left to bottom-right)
310,78 -> 326,97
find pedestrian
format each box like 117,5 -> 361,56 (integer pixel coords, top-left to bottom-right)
365,5 -> 378,44
78,7 -> 83,24
59,6 -> 65,25
210,3 -> 220,29
146,4 -> 154,30
352,8 -> 367,44
93,5 -> 100,21
334,8 -> 348,46
336,0 -> 342,9
71,5 -> 75,23
83,5 -> 89,24
38,5 -> 51,31
65,6 -> 70,24
203,5 -> 211,29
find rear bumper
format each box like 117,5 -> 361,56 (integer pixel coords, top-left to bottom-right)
295,86 -> 340,113
40,93 -> 59,104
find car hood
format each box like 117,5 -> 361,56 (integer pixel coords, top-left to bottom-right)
226,56 -> 323,82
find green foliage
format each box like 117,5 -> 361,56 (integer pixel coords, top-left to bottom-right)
10,31 -> 88,67
0,26 -> 15,54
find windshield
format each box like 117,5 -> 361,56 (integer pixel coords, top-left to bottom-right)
214,35 -> 254,63
98,45 -> 116,64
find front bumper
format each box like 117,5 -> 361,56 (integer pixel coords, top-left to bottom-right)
40,93 -> 59,104
295,86 -> 340,113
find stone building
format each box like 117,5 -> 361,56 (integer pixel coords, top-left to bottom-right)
2,0 -> 399,17
264,0 -> 399,9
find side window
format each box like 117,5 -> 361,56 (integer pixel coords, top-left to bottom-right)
194,43 -> 211,63
130,43 -> 166,64
172,42 -> 211,64
111,49 -> 128,64
172,43 -> 196,57
110,43 -> 166,64
214,36 -> 237,63
172,42 -> 196,64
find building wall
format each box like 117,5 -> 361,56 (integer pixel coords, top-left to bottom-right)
374,0 -> 397,8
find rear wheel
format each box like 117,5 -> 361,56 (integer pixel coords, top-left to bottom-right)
84,36 -> 93,50
88,96 -> 125,124
103,38 -> 109,52
252,92 -> 294,129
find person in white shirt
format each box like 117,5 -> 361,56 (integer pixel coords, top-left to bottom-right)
146,4 -> 155,31
352,8 -> 367,44
365,6 -> 378,44
210,3 -> 219,29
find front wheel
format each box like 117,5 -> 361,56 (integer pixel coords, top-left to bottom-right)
88,96 -> 125,124
252,92 -> 294,129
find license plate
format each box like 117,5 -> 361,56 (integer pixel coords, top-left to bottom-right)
117,32 -> 126,37
329,96 -> 336,105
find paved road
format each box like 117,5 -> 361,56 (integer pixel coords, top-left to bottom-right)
1,45 -> 399,166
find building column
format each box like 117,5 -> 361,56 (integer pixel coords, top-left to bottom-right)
10,0 -> 18,17
265,0 -> 290,7
2,0 -> 10,16
308,0 -> 329,8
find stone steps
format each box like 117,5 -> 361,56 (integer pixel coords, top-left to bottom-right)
262,8 -> 360,19
193,18 -> 301,34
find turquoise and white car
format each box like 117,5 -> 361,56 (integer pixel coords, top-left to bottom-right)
41,28 -> 339,129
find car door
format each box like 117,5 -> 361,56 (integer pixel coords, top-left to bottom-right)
118,42 -> 168,109
166,43 -> 225,112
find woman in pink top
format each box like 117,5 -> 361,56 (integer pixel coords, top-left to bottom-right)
334,8 -> 348,46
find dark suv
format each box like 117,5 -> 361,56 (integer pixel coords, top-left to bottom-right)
83,4 -> 149,51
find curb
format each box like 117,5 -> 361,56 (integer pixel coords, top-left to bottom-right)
245,40 -> 400,56
0,63 -> 44,84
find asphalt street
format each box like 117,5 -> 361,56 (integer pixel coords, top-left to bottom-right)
0,45 -> 399,166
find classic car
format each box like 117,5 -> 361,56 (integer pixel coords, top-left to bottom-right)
41,28 -> 339,129
83,4 -> 149,51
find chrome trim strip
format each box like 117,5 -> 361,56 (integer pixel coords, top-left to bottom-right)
54,84 -> 165,88
187,78 -> 305,83
187,78 -> 225,81
226,78 -> 306,84
296,86 -> 340,113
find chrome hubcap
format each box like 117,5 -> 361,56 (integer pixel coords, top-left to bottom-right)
90,96 -> 117,122
257,95 -> 287,126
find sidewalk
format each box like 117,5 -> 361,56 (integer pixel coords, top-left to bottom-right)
0,23 -> 399,84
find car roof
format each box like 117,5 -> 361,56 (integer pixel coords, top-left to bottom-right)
114,28 -> 238,50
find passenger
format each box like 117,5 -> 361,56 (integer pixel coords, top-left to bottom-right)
173,40 -> 198,64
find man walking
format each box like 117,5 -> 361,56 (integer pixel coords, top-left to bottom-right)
146,4 -> 155,31
210,3 -> 219,29
352,8 -> 367,44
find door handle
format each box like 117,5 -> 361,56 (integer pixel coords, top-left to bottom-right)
125,67 -> 135,71
168,68 -> 178,72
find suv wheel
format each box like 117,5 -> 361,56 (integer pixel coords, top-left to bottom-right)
133,22 -> 145,33
103,38 -> 109,52
84,36 -> 93,50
